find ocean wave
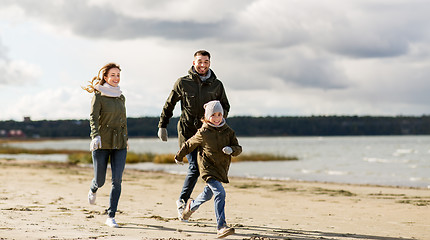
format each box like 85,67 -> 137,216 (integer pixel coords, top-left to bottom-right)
325,170 -> 348,176
393,148 -> 415,156
409,177 -> 423,182
301,169 -> 317,174
363,157 -> 390,163
262,176 -> 291,181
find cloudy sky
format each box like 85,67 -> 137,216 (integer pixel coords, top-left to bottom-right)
1,0 -> 429,121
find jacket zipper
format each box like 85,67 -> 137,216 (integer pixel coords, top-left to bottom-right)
196,79 -> 203,126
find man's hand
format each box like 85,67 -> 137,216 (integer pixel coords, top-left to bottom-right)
158,128 -> 168,141
174,157 -> 184,165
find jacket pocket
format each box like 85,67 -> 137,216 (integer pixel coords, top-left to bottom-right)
183,92 -> 197,110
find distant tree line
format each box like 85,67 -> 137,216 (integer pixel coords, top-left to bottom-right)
1,115 -> 429,139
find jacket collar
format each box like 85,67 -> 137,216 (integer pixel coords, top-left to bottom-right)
188,67 -> 216,84
202,120 -> 228,131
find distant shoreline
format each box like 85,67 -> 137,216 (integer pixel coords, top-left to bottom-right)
2,115 -> 430,138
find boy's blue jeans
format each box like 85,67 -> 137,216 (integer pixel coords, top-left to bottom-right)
90,148 -> 127,218
190,178 -> 227,230
179,149 -> 199,202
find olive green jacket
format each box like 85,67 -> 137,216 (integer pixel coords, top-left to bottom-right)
175,122 -> 242,183
90,92 -> 128,149
158,67 -> 230,147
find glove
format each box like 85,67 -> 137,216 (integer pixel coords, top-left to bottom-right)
174,157 -> 184,165
222,146 -> 233,155
90,136 -> 102,151
158,128 -> 168,141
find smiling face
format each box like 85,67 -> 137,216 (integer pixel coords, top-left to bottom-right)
193,54 -> 210,76
208,112 -> 223,126
104,67 -> 121,87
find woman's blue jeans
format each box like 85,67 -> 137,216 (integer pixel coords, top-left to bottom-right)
190,178 -> 227,230
179,149 -> 199,202
90,148 -> 127,218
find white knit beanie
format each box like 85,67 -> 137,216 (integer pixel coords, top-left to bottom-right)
204,100 -> 223,120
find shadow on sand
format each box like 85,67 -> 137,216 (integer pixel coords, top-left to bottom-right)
120,220 -> 413,240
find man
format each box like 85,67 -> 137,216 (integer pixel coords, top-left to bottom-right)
157,50 -> 230,221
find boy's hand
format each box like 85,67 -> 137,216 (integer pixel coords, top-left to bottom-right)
222,146 -> 233,155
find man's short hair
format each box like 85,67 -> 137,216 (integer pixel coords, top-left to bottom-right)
194,50 -> 211,60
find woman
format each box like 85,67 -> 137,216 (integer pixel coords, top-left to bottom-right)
82,62 -> 128,228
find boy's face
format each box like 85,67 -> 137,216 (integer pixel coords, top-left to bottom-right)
209,112 -> 223,126
193,54 -> 210,75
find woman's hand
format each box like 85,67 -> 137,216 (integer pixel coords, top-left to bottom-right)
90,136 -> 101,151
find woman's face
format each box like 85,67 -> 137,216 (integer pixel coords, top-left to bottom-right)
208,112 -> 223,126
104,67 -> 120,87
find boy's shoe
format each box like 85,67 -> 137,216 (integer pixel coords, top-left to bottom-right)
176,199 -> 186,221
105,217 -> 119,228
88,190 -> 96,205
181,198 -> 195,221
217,226 -> 235,238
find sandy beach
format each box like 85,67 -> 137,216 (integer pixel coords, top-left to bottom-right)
0,159 -> 429,240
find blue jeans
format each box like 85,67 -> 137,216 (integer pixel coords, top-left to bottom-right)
90,148 -> 127,218
179,149 -> 199,202
190,178 -> 227,230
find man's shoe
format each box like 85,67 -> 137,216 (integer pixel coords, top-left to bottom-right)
176,199 -> 186,221
181,199 -> 195,221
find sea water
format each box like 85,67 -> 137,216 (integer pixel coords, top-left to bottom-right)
4,136 -> 430,188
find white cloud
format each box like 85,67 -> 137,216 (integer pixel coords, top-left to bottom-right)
5,87 -> 91,120
0,40 -> 42,85
1,0 -> 430,120
0,59 -> 42,85
89,0 -> 251,23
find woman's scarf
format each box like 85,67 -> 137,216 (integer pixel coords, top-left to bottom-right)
94,83 -> 122,97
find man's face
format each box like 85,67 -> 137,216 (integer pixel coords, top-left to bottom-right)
193,55 -> 210,75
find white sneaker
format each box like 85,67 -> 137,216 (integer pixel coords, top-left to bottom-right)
88,190 -> 96,205
176,199 -> 186,221
181,198 -> 195,221
105,217 -> 119,228
217,226 -> 235,238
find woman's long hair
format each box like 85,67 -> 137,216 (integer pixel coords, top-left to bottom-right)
82,63 -> 121,93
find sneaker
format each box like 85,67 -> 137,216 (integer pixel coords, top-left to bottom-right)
181,198 -> 195,221
217,226 -> 235,238
176,199 -> 186,221
88,190 -> 96,205
105,217 -> 119,228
